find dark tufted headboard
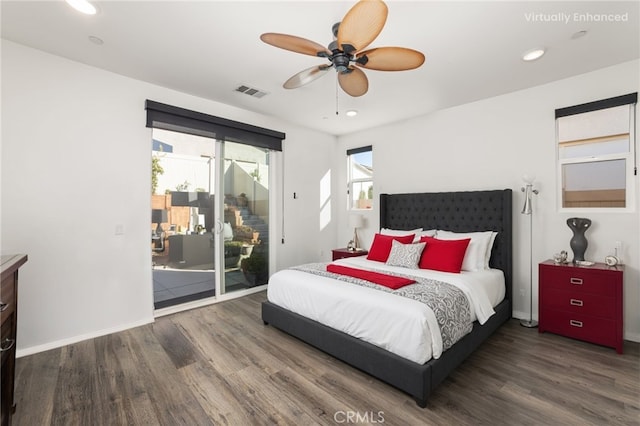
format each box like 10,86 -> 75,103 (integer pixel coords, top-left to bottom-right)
380,189 -> 513,303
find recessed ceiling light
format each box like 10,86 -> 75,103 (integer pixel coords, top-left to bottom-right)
345,110 -> 358,117
66,0 -> 97,15
522,48 -> 546,62
88,36 -> 104,45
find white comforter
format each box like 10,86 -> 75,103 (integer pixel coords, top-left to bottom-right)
267,257 -> 505,364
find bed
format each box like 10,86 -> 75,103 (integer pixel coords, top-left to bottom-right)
262,189 -> 512,407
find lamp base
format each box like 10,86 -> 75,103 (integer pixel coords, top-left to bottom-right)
520,319 -> 538,328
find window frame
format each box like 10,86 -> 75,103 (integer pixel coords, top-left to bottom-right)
347,145 -> 373,211
555,93 -> 637,213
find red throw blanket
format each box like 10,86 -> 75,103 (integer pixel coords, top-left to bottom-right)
326,264 -> 416,290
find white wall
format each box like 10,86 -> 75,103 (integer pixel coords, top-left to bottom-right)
336,60 -> 640,342
1,40 -> 337,355
279,126 -> 340,266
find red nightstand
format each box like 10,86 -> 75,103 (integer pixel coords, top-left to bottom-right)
332,248 -> 368,261
539,259 -> 624,353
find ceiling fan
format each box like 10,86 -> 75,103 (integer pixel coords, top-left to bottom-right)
260,0 -> 425,97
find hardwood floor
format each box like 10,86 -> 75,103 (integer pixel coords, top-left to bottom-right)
13,291 -> 639,425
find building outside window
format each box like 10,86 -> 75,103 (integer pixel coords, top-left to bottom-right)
347,146 -> 373,210
556,93 -> 637,210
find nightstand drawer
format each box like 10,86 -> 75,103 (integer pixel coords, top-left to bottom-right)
542,288 -> 615,319
539,266 -> 618,296
332,248 -> 368,261
541,309 -> 617,348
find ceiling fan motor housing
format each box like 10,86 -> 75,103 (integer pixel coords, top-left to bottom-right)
326,40 -> 352,73
333,53 -> 351,73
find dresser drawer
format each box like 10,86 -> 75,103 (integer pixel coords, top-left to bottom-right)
541,309 -> 617,348
539,265 -> 619,296
542,288 -> 615,319
0,275 -> 16,324
0,313 -> 15,363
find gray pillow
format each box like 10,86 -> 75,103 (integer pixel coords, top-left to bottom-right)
386,240 -> 426,269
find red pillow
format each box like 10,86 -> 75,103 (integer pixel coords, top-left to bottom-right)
418,236 -> 471,273
367,233 -> 415,262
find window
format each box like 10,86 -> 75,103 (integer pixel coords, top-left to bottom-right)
347,145 -> 373,210
556,93 -> 637,210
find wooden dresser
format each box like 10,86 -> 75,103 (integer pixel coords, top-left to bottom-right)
1,254 -> 27,426
539,259 -> 623,353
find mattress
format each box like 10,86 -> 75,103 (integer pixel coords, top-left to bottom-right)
267,257 -> 505,364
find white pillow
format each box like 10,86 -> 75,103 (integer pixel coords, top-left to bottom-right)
381,228 -> 433,243
486,231 -> 498,268
436,230 -> 494,271
386,240 -> 426,269
381,227 -> 423,236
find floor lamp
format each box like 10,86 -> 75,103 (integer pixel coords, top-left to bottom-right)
521,175 -> 539,328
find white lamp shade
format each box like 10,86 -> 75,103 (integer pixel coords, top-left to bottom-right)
349,214 -> 364,228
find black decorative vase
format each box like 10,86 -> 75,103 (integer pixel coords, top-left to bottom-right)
567,217 -> 591,262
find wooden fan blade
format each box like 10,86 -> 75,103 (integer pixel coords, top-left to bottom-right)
338,67 -> 369,97
356,47 -> 425,71
283,65 -> 331,89
260,33 -> 331,57
337,0 -> 388,53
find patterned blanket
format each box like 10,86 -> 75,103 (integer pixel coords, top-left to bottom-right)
291,263 -> 473,351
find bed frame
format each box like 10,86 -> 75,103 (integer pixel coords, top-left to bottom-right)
262,189 -> 512,407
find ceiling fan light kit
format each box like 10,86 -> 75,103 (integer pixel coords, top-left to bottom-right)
260,0 -> 425,97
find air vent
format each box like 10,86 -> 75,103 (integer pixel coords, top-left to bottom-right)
235,84 -> 268,99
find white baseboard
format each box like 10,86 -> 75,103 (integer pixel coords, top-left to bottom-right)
16,317 -> 154,358
512,310 -> 536,321
624,331 -> 640,343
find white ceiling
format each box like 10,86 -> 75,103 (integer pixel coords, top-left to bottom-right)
2,1 -> 639,136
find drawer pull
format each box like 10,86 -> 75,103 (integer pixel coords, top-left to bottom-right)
570,277 -> 583,285
570,299 -> 584,307
0,338 -> 15,352
569,320 -> 583,328
0,302 -> 8,312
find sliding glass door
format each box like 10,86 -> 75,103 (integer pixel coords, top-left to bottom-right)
151,129 -> 216,308
220,141 -> 270,294
151,131 -> 271,308
146,99 -> 283,309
